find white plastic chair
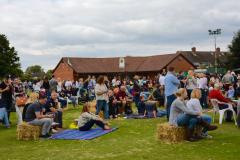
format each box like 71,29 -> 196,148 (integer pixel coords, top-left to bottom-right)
210,99 -> 237,125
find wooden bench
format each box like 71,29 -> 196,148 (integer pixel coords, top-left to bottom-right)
17,122 -> 42,140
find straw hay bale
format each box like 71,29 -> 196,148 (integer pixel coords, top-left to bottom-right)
17,122 -> 42,140
157,123 -> 203,143
157,123 -> 187,143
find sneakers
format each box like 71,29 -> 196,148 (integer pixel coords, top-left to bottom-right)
201,133 -> 213,139
51,122 -> 60,127
51,129 -> 58,134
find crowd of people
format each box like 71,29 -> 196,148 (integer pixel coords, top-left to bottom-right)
164,67 -> 240,141
0,67 -> 240,140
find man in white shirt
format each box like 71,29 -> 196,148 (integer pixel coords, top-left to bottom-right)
198,73 -> 208,89
65,80 -> 72,88
159,73 -> 165,86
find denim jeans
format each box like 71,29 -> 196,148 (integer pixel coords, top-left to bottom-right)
28,118 -> 52,135
79,119 -> 105,131
15,104 -> 23,125
0,108 -> 10,127
96,100 -> 109,119
58,98 -> 67,108
201,114 -> 212,124
201,114 -> 212,133
177,114 -> 198,129
166,94 -> 176,120
145,102 -> 157,117
69,96 -> 77,107
137,101 -> 146,115
1,101 -> 12,120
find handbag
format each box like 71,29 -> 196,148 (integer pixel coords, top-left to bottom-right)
16,96 -> 27,106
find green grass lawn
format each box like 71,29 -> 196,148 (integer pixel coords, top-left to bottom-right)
0,105 -> 240,160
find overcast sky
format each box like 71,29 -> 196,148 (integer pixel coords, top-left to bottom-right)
1,0 -> 239,71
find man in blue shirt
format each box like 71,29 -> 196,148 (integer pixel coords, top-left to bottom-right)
164,67 -> 180,120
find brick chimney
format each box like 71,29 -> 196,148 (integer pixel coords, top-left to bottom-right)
191,47 -> 196,53
191,47 -> 197,56
216,47 -> 220,53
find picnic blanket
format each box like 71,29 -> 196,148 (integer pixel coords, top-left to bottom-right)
157,110 -> 167,117
50,127 -> 117,140
126,110 -> 167,119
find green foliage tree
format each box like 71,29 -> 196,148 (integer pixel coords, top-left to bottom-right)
45,69 -> 53,79
0,34 -> 22,78
227,30 -> 240,69
25,65 -> 45,80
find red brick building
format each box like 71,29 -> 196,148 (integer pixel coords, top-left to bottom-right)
53,53 -> 195,81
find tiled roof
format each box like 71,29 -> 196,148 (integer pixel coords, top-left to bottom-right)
58,53 -> 192,73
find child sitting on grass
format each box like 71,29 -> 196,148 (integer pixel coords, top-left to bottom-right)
77,102 -> 111,131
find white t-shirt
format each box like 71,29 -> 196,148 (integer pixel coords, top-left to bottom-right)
186,98 -> 202,113
65,81 -> 72,88
116,80 -> 121,86
57,82 -> 62,92
198,77 -> 208,89
95,84 -> 108,101
111,79 -> 116,87
159,75 -> 165,86
33,82 -> 41,92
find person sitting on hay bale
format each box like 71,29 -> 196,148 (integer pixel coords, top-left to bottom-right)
169,88 -> 217,142
25,93 -> 53,138
44,91 -> 63,129
77,102 -> 111,131
187,89 -> 217,139
22,92 -> 39,122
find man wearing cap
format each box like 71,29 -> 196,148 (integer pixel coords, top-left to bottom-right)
25,94 -> 53,138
